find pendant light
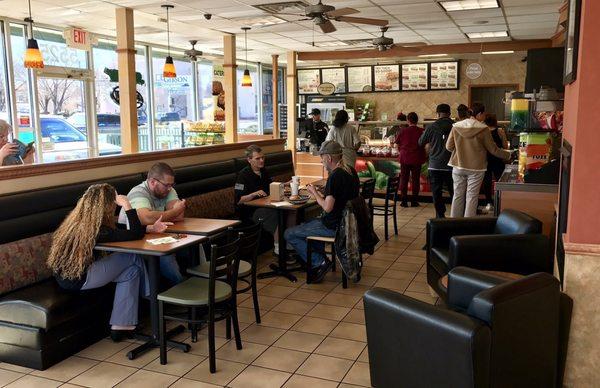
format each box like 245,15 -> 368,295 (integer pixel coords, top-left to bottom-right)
24,0 -> 44,69
241,27 -> 252,87
162,4 -> 176,78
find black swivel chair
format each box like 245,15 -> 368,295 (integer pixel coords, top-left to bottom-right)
426,209 -> 551,298
364,267 -> 573,388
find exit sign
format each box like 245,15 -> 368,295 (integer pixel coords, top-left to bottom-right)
63,28 -> 96,51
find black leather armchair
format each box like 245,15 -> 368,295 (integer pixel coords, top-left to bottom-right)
426,209 -> 551,298
364,267 -> 572,388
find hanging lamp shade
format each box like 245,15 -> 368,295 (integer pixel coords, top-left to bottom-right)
163,55 -> 176,78
241,69 -> 252,87
24,38 -> 44,69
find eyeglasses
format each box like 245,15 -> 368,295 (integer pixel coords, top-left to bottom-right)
154,178 -> 175,189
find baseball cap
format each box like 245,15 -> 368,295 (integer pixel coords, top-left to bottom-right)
436,104 -> 451,114
309,108 -> 321,116
318,140 -> 343,156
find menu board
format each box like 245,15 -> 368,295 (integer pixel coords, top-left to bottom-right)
321,68 -> 346,93
374,64 -> 400,91
430,61 -> 459,90
347,66 -> 373,93
297,69 -> 320,94
401,63 -> 429,91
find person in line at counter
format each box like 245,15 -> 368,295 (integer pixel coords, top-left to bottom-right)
306,108 -> 329,148
284,141 -> 360,283
419,104 -> 454,218
482,114 -> 509,208
446,103 -> 511,218
0,120 -> 35,166
396,112 -> 426,207
47,184 -> 170,342
325,110 -> 360,168
120,162 -> 186,285
456,104 -> 470,121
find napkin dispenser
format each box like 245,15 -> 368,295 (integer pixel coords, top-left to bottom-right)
269,182 -> 284,201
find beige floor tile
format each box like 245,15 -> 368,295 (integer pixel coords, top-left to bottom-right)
105,342 -> 160,368
283,374 -> 338,388
169,378 -> 222,387
69,362 -> 136,388
413,273 -> 427,282
381,269 -> 416,281
229,365 -> 291,388
236,293 -> 251,305
291,316 -> 339,336
287,289 -> 327,303
314,337 -> 366,360
395,255 -> 425,264
342,309 -> 366,325
273,331 -> 325,353
4,375 -> 61,388
0,369 -> 24,386
236,306 -> 260,324
389,262 -> 422,272
0,363 -> 33,374
115,369 -> 178,387
144,350 -> 206,376
213,319 -> 251,338
358,347 -> 369,363
60,384 -> 86,388
184,358 -> 246,386
184,334 -> 230,357
271,276 -> 305,288
343,362 -> 371,387
241,324 -> 286,345
296,354 -> 353,382
359,267 -> 386,278
404,291 -> 437,305
373,277 -> 410,292
353,300 -> 365,310
259,285 -> 297,298
402,249 -> 426,258
215,340 -> 267,364
31,356 -> 97,382
367,252 -> 399,262
307,304 -> 351,321
320,292 -> 363,308
75,339 -> 130,361
240,295 -> 282,312
271,299 -> 316,315
406,280 -> 430,293
355,276 -> 379,287
300,281 -> 339,292
338,383 -> 364,388
259,311 -> 302,330
363,259 -> 391,269
252,347 -> 309,373
332,284 -> 371,296
330,322 -> 367,342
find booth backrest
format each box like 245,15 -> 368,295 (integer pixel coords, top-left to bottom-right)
234,150 -> 295,183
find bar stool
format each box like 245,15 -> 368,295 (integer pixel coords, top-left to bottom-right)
372,174 -> 400,240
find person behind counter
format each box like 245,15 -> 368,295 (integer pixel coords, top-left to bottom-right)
396,112 -> 426,207
325,110 -> 360,168
482,114 -> 509,207
307,108 -> 329,148
419,104 -> 454,218
0,120 -> 35,166
446,103 -> 511,218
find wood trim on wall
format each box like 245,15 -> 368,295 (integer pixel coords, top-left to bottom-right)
0,139 -> 286,181
468,83 -> 520,108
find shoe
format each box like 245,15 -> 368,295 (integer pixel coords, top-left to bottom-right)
311,260 -> 333,283
411,202 -> 420,207
110,329 -> 136,343
400,202 -> 409,208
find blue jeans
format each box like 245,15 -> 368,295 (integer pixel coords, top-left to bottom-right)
284,219 -> 335,269
81,252 -> 148,326
160,254 -> 184,285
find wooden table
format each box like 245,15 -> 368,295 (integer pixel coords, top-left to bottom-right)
166,218 -> 241,235
241,196 -> 318,282
95,233 -> 207,360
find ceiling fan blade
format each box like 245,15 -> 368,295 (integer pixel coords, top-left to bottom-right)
399,41 -> 428,47
336,16 -> 388,26
318,20 -> 337,33
276,12 -> 306,16
325,7 -> 359,17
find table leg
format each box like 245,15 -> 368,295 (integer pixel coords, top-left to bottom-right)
257,209 -> 302,282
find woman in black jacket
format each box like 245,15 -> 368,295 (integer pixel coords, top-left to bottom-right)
483,114 -> 509,206
47,184 -> 170,341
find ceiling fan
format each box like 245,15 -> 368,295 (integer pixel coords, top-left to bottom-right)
184,40 -> 203,61
373,26 -> 393,51
277,0 -> 388,34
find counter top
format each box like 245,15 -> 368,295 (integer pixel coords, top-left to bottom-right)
496,165 -> 559,193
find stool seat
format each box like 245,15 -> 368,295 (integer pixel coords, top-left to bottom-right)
307,236 -> 335,243
187,260 -> 252,278
158,277 -> 232,305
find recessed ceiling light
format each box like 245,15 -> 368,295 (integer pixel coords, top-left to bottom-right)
482,50 -> 514,54
440,0 -> 499,12
467,31 -> 508,39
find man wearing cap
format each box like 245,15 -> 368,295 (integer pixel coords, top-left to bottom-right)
418,103 -> 454,218
307,108 -> 329,148
284,140 -> 360,283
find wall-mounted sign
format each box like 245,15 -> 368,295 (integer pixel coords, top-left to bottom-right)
321,68 -> 346,93
374,64 -> 400,91
317,83 -> 336,95
430,61 -> 459,90
63,28 -> 97,51
401,63 -> 428,91
466,63 -> 483,80
297,69 -> 320,94
347,66 -> 373,93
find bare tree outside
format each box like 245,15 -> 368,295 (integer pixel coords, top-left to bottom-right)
38,78 -> 76,115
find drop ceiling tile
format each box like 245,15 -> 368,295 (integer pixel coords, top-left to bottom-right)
353,7 -> 391,17
460,24 -> 508,33
447,8 -> 504,20
396,12 -> 450,23
405,21 -> 457,29
469,36 -> 511,42
502,0 -> 562,6
504,4 -> 562,16
455,19 -> 507,27
511,33 -> 555,39
428,37 -> 470,44
382,3 -> 442,15
509,21 -> 558,31
372,0 -> 437,6
506,13 -> 559,24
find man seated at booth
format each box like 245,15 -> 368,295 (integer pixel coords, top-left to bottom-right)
120,162 -> 186,285
284,140 -> 360,283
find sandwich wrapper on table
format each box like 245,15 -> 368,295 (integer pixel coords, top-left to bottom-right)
147,236 -> 179,245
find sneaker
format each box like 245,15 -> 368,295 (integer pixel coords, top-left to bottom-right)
400,202 -> 409,208
411,202 -> 420,207
311,260 -> 333,283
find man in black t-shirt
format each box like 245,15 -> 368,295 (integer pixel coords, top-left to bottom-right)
284,140 -> 360,283
307,108 -> 329,148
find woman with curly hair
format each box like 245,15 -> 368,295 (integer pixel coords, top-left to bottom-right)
47,183 -> 170,341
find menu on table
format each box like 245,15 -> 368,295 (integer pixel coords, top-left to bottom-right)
321,68 -> 346,93
401,63 -> 428,91
374,64 -> 400,91
430,61 -> 458,90
297,69 -> 320,94
347,66 -> 373,93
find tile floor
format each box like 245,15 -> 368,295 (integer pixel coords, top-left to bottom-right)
0,204 -> 438,388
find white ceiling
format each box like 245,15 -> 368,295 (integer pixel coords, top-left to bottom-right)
0,0 -> 563,64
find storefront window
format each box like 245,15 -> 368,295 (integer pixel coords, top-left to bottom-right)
261,66 -> 273,134
0,22 -> 10,124
33,27 -> 87,69
197,61 -> 213,120
237,64 -> 259,134
152,50 -> 193,150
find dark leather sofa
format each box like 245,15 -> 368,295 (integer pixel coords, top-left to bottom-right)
364,267 -> 573,388
426,209 -> 552,298
0,150 -> 293,370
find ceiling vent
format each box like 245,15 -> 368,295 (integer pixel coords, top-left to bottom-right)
253,1 -> 310,14
135,26 -> 165,35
